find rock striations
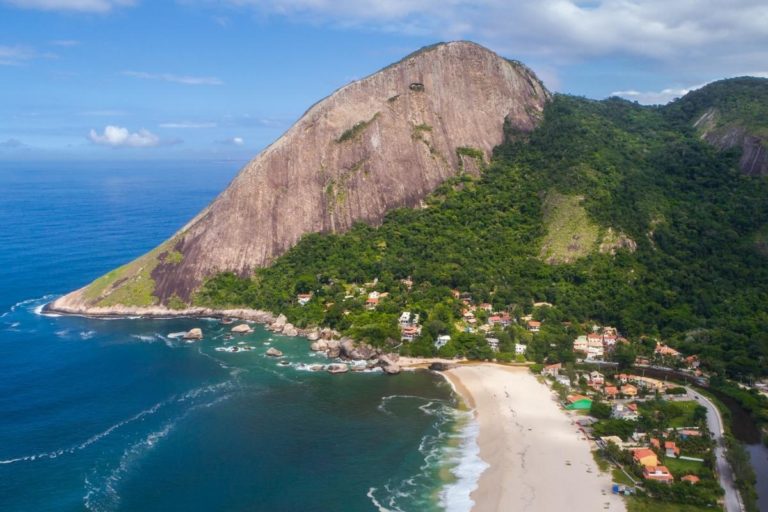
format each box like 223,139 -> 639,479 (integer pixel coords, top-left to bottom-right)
49,41 -> 550,315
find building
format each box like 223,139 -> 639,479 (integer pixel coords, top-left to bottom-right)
486,338 -> 500,352
400,325 -> 421,342
655,342 -> 681,358
556,375 -> 571,387
664,441 -> 680,458
435,335 -> 451,350
633,448 -> 659,468
643,465 -> 674,483
589,371 -> 605,385
679,429 -> 701,439
681,475 -> 700,485
365,297 -> 379,310
527,320 -> 541,332
604,386 -> 619,399
586,335 -> 604,360
515,343 -> 527,355
573,335 -> 588,353
542,363 -> 561,377
621,384 -> 638,397
479,303 -> 493,312
297,293 -> 312,306
611,402 -> 638,420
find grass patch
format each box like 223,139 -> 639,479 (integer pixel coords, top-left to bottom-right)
336,112 -> 380,143
612,467 -> 636,486
455,146 -> 484,160
164,250 -> 183,265
539,192 -> 600,264
664,457 -> 704,476
626,497 -> 713,512
667,401 -> 701,428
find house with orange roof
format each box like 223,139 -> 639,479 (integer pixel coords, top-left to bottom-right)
650,438 -> 661,449
527,320 -> 541,333
621,384 -> 638,397
541,363 -> 561,377
643,465 -> 674,483
633,448 -> 659,468
665,441 -> 680,458
604,386 -> 619,398
681,475 -> 700,485
655,342 -> 681,358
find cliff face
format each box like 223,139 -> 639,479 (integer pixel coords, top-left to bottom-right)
694,108 -> 768,177
50,41 -> 550,313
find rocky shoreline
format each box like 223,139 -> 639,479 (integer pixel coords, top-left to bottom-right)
43,301 -> 404,374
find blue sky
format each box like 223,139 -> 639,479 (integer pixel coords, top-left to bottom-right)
1,0 -> 767,160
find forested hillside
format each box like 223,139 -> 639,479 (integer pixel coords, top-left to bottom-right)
197,81 -> 768,380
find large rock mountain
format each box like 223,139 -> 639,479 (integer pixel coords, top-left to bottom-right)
50,41 -> 550,314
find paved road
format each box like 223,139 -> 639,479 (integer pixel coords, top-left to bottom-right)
686,387 -> 744,512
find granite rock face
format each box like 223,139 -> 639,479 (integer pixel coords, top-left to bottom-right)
50,41 -> 549,314
695,108 -> 768,176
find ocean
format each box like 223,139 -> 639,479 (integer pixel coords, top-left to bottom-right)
0,161 -> 481,512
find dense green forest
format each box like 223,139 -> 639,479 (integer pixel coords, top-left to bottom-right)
196,78 -> 768,380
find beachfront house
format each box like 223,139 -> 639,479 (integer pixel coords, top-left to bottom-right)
542,363 -> 561,377
435,335 -> 451,350
565,394 -> 592,410
643,465 -> 674,483
632,448 -> 659,468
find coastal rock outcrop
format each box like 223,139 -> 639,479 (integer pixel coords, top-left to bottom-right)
379,354 -> 402,375
231,324 -> 253,334
183,328 -> 203,340
48,41 -> 550,314
327,363 -> 349,374
266,347 -> 284,357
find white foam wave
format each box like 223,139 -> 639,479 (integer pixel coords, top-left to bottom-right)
80,330 -> 96,340
166,331 -> 187,339
439,412 -> 488,512
130,334 -> 157,343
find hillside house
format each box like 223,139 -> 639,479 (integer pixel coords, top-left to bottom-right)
621,384 -> 638,397
297,293 -> 312,306
486,338 -> 499,352
542,363 -> 561,377
401,325 -> 421,342
527,320 -> 541,333
365,297 -> 379,310
664,441 -> 680,458
515,343 -> 527,355
655,342 -> 681,358
435,335 -> 451,350
604,386 -> 619,399
573,335 -> 588,352
556,375 -> 571,387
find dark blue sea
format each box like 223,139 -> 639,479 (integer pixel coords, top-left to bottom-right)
0,161 -> 482,512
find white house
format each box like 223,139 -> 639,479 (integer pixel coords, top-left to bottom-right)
435,335 -> 451,349
486,337 -> 499,352
515,343 -> 527,355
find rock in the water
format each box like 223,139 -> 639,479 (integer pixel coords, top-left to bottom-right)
327,363 -> 349,374
266,347 -> 284,357
340,338 -> 356,358
307,330 -> 320,341
283,323 -> 298,337
231,324 -> 253,334
379,353 -> 401,375
428,362 -> 455,372
183,327 -> 203,340
273,314 -> 287,328
310,339 -> 328,352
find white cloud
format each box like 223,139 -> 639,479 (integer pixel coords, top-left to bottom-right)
613,71 -> 768,105
159,122 -> 217,128
88,125 -> 161,147
218,136 -> 244,146
0,45 -> 39,65
2,0 -> 135,12
122,70 -> 223,86
216,1 -> 768,70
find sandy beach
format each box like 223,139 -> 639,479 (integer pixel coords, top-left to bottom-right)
443,364 -> 626,512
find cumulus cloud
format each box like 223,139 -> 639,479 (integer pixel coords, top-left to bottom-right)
2,0 -> 135,12
217,1 -> 768,71
88,125 -> 162,147
159,121 -> 217,128
122,70 -> 223,86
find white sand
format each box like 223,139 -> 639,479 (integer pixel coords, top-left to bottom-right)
443,364 -> 626,512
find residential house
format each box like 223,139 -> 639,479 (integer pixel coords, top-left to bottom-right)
542,363 -> 561,377
685,355 -> 700,369
566,394 -> 592,410
297,293 -> 312,306
556,375 -> 571,387
643,465 -> 674,483
486,338 -> 500,352
488,314 -> 502,326
633,448 -> 659,468
515,343 -> 527,355
400,325 -> 421,342
679,429 -> 701,440
589,371 -> 605,386
499,312 -> 512,327
435,335 -> 451,350
616,373 -> 631,384
611,402 -> 638,420
664,441 -> 680,458
527,320 -> 541,333
621,384 -> 638,397
479,303 -> 493,312
365,297 -> 379,310
650,438 -> 661,450
635,356 -> 651,366
655,342 -> 681,358
604,386 -> 619,399
586,335 -> 604,360
573,335 -> 588,353
681,475 -> 700,485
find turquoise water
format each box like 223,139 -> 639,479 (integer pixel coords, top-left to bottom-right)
0,162 -> 477,511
